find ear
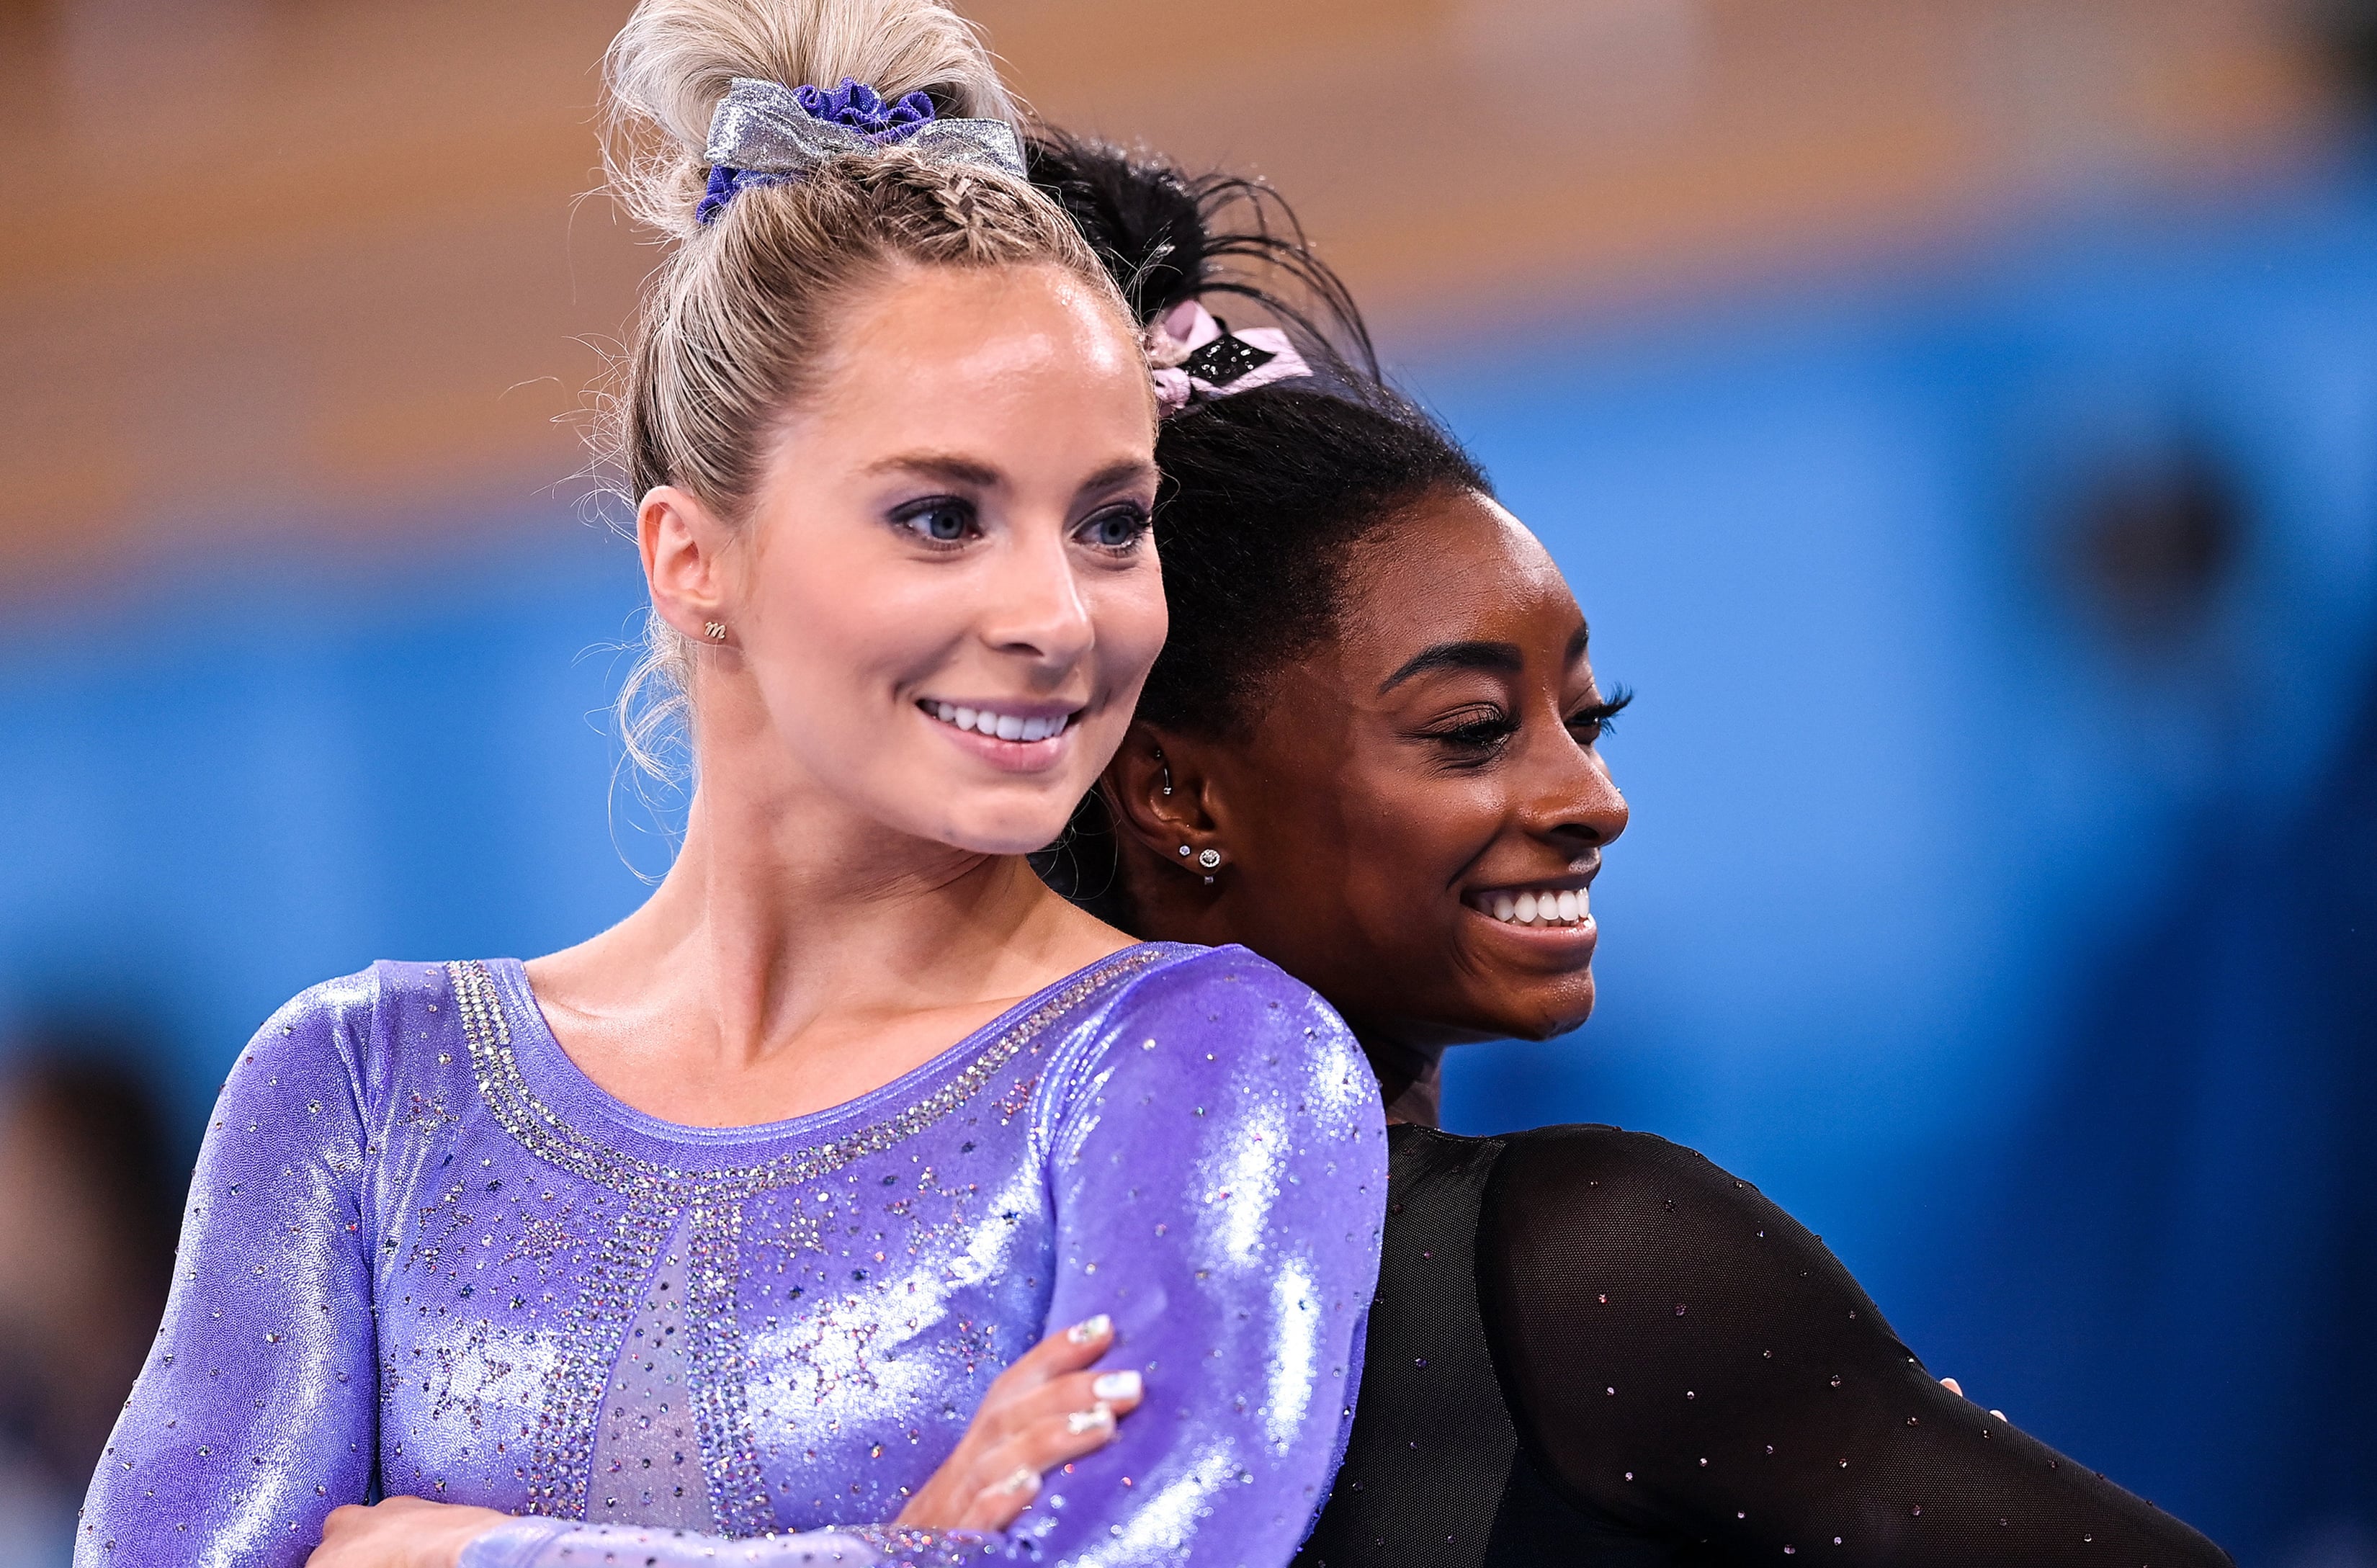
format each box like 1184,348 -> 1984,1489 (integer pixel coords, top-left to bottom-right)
639,484 -> 738,644
1104,720 -> 1228,875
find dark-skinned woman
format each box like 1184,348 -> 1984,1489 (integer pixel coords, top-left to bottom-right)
1027,133 -> 2234,1568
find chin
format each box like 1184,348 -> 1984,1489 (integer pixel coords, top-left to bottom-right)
931,801 -> 1082,858
1483,977 -> 1597,1042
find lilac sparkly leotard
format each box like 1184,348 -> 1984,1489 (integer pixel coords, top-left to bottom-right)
77,943 -> 1385,1567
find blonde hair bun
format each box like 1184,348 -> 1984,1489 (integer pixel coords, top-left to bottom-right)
605,0 -> 1018,237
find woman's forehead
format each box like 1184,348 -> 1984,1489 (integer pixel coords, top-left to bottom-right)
1343,493 -> 1583,657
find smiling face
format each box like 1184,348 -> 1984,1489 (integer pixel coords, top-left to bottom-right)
653,261 -> 1163,856
1160,488 -> 1629,1049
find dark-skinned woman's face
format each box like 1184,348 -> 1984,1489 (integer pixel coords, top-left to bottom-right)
1124,487 -> 1629,1052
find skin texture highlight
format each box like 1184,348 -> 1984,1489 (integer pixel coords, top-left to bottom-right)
1106,488 -> 1629,1123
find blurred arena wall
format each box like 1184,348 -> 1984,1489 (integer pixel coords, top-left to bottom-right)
2,1 -> 2373,1562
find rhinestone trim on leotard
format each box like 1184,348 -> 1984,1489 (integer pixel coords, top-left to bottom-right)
444,950 -> 1164,1530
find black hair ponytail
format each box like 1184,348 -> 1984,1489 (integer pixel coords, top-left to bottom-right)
1026,127 -> 1376,374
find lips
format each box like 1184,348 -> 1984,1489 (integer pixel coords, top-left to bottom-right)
918,699 -> 1078,744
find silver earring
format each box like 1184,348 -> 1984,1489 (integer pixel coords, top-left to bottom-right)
1177,844 -> 1193,857
703,620 -> 728,642
1156,748 -> 1175,796
1197,848 -> 1222,871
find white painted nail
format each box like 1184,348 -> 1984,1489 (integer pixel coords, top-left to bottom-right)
1091,1371 -> 1140,1402
1066,1314 -> 1111,1345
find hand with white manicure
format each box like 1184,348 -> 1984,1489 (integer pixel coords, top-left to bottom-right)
896,1313 -> 1145,1532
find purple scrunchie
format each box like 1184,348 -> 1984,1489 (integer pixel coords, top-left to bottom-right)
695,78 -> 941,225
792,77 -> 936,142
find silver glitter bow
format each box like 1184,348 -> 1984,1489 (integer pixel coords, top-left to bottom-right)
704,76 -> 1026,181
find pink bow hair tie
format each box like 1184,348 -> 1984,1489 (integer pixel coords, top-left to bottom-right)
1145,300 -> 1312,413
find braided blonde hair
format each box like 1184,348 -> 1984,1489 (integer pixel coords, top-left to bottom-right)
599,0 -> 1124,780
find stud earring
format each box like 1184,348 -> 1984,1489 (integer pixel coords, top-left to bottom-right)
1177,844 -> 1194,858
703,620 -> 728,642
1197,848 -> 1222,870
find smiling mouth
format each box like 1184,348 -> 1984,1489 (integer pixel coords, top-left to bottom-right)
1467,885 -> 1592,927
918,699 -> 1080,744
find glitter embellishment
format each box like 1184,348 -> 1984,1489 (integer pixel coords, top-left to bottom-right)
684,1202 -> 772,1534
446,950 -> 1163,1527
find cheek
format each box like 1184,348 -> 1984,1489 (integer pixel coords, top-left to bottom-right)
746,539 -> 954,689
1091,571 -> 1168,691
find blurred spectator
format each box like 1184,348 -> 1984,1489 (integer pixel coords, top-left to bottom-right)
0,1036 -> 179,1562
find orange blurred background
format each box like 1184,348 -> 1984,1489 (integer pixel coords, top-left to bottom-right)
0,0 -> 2343,585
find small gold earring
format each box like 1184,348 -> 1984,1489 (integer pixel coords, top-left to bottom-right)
703,620 -> 728,642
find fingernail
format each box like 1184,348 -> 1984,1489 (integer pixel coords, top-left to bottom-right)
1065,1402 -> 1115,1435
1091,1371 -> 1141,1402
995,1465 -> 1039,1497
1989,1410 -> 2007,1423
1067,1314 -> 1112,1345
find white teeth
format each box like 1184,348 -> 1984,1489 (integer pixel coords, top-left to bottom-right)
924,703 -> 1072,743
1478,887 -> 1591,927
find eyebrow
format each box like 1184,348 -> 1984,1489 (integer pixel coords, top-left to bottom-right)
1376,622 -> 1594,696
858,453 -> 1158,496
861,452 -> 1005,487
1080,457 -> 1160,493
1378,640 -> 1524,694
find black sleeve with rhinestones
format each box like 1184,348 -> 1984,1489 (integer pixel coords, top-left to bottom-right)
1477,1126 -> 2233,1565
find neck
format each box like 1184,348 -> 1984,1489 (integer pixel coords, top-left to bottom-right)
1355,1028 -> 1445,1128
537,713 -> 1110,1076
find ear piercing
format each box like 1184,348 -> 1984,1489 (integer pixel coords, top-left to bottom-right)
1155,748 -> 1175,797
1177,845 -> 1224,883
702,620 -> 729,642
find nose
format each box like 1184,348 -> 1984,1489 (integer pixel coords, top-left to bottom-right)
1517,715 -> 1629,856
982,525 -> 1096,671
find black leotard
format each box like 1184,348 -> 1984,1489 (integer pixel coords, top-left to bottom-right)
1295,1124 -> 2231,1567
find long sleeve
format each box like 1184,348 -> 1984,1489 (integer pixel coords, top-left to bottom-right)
1023,951 -> 1387,1567
1479,1126 -> 2231,1566
76,973 -> 382,1567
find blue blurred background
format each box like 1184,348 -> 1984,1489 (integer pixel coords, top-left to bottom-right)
1,0 -> 2371,1560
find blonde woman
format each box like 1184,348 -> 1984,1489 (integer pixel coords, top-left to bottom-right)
76,4 -> 1383,1565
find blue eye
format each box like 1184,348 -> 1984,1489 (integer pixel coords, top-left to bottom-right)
892,497 -> 977,545
1078,506 -> 1150,552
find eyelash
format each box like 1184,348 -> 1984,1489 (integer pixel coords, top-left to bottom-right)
887,498 -> 1152,556
889,496 -> 977,550
1422,689 -> 1633,764
1076,503 -> 1152,556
